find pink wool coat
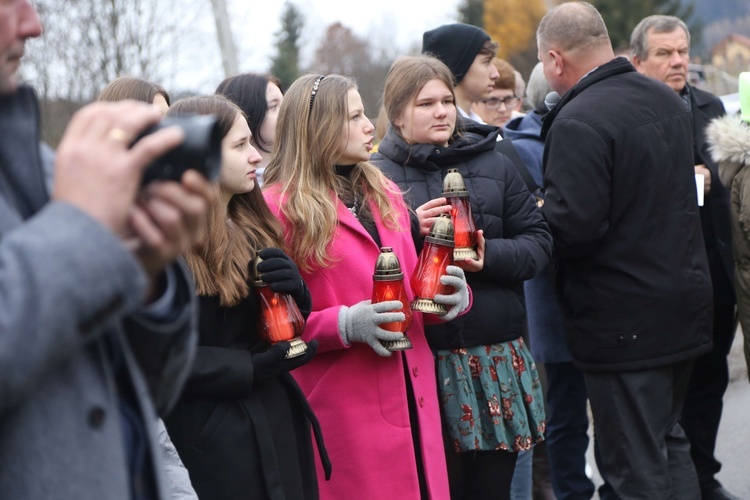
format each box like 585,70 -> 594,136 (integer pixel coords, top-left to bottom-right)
264,185 -> 450,500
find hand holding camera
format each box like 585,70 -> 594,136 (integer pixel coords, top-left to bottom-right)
53,100 -> 215,285
137,114 -> 222,186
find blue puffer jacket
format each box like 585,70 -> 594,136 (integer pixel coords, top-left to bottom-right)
504,111 -> 573,364
503,111 -> 545,189
371,117 -> 553,349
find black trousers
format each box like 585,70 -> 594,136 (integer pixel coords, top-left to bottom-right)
584,360 -> 700,500
681,302 -> 736,490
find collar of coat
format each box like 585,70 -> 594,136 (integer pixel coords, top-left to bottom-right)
688,83 -> 720,110
376,116 -> 500,171
540,56 -> 635,140
0,85 -> 47,218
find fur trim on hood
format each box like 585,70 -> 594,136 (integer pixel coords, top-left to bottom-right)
707,114 -> 750,187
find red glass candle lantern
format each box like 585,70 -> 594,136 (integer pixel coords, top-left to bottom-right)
410,214 -> 454,316
442,168 -> 478,260
250,255 -> 308,359
372,247 -> 413,351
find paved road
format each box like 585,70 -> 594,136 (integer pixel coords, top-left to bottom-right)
586,330 -> 750,499
714,331 -> 749,499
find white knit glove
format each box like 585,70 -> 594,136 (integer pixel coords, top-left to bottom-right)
338,300 -> 405,357
434,265 -> 470,321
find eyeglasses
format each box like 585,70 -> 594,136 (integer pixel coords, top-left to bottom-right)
481,96 -> 521,110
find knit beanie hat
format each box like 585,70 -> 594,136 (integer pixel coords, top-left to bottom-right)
422,23 -> 491,84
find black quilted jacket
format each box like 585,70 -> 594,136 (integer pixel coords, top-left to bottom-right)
371,117 -> 553,349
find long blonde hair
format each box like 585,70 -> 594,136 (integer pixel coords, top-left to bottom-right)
263,74 -> 404,272
169,95 -> 284,306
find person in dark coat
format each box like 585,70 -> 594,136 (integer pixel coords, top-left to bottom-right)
708,74 -> 750,383
538,3 -> 712,499
504,62 -> 614,500
631,15 -> 738,500
163,95 -> 326,500
371,54 -> 552,500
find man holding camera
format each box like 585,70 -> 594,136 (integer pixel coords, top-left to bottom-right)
0,2 -> 212,499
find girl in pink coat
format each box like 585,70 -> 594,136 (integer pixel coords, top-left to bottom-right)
263,74 -> 471,499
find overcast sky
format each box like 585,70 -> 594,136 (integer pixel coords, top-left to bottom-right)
239,0 -> 463,69
165,0 -> 463,92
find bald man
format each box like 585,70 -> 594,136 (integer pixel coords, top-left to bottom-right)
537,3 -> 711,499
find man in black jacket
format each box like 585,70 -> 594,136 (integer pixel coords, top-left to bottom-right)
631,15 -> 738,500
537,3 -> 712,498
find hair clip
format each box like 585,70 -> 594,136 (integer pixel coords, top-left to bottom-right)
309,75 -> 325,113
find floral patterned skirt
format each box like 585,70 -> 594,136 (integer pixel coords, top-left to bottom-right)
437,338 -> 546,453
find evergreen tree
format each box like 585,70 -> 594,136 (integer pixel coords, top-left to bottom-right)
270,2 -> 303,90
458,0 -> 484,27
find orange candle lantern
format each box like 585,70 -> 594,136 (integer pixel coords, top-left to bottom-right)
250,254 -> 308,359
410,213 -> 454,316
442,168 -> 478,260
372,247 -> 413,351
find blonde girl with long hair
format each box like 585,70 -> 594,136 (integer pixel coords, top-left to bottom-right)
263,74 -> 470,500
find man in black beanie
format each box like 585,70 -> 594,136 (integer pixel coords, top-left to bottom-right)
423,23 -> 499,121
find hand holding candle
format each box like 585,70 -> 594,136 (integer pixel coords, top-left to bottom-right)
415,197 -> 452,237
256,247 -> 312,316
411,214 -> 455,315
250,252 -> 309,359
372,247 -> 413,351
455,229 -> 485,273
442,169 -> 479,260
434,265 -> 471,321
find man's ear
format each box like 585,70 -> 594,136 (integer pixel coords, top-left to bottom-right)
551,50 -> 565,76
632,55 -> 644,72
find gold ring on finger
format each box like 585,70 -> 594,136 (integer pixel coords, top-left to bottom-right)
108,128 -> 130,143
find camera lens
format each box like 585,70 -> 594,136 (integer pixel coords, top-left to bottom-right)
137,115 -> 222,185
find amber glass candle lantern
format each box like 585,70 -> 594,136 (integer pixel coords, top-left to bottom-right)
372,247 -> 413,351
250,255 -> 308,359
442,168 -> 478,260
410,214 -> 455,316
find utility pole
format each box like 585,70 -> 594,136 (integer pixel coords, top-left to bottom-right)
210,0 -> 239,77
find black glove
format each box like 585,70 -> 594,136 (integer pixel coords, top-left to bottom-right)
255,248 -> 312,316
252,340 -> 319,383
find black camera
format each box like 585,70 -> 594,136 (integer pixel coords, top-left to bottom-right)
137,115 -> 222,186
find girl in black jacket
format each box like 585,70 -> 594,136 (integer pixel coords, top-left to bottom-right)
371,55 -> 552,500
163,95 -> 327,500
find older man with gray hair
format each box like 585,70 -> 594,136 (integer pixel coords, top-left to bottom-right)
538,2 -> 712,498
631,16 -> 737,500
